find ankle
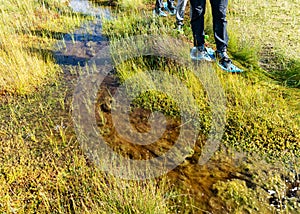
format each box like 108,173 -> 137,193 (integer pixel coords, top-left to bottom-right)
196,45 -> 206,51
217,50 -> 229,59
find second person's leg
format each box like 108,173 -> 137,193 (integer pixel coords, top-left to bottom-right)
165,0 -> 176,15
167,0 -> 175,9
176,0 -> 188,27
155,0 -> 163,11
154,0 -> 167,16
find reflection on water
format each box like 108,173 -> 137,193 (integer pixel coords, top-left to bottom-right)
69,0 -> 111,19
54,0 -> 110,66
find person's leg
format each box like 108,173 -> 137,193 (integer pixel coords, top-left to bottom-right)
154,0 -> 167,16
209,0 -> 240,70
176,0 -> 188,26
209,0 -> 229,52
164,0 -> 175,15
167,0 -> 175,8
190,0 -> 206,47
190,0 -> 212,61
155,0 -> 163,12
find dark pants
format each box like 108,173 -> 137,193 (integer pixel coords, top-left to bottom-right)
190,0 -> 228,52
155,0 -> 174,11
176,0 -> 188,26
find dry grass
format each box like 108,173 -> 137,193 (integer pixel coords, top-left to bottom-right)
0,0 -> 82,94
228,0 -> 300,60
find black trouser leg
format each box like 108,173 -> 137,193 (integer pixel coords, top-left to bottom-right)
156,0 -> 174,11
190,0 -> 206,47
155,0 -> 163,11
210,0 -> 229,52
176,0 -> 188,26
167,0 -> 175,8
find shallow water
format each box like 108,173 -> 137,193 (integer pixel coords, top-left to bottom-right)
69,0 -> 110,18
53,0 -> 299,212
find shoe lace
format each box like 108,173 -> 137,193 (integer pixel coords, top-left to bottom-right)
168,3 -> 176,9
218,51 -> 231,63
197,45 -> 206,52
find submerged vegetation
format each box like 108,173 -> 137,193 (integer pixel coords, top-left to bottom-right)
102,0 -> 299,159
0,0 -> 299,213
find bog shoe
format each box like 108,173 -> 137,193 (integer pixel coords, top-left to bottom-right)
153,8 -> 167,17
190,45 -> 212,61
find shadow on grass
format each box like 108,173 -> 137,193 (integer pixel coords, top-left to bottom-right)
228,35 -> 299,89
30,29 -> 67,40
267,59 -> 300,88
260,50 -> 300,88
91,0 -> 117,7
30,29 -> 105,42
25,46 -> 90,67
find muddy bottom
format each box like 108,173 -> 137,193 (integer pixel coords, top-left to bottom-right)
93,73 -> 260,212
53,18 -> 244,212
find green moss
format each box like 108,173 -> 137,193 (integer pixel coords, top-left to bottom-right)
213,179 -> 271,213
104,7 -> 299,160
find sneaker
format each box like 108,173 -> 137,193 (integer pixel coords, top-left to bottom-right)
163,2 -> 176,15
153,8 -> 167,17
216,50 -> 243,72
205,47 -> 216,60
216,51 -> 232,70
190,46 -> 212,61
